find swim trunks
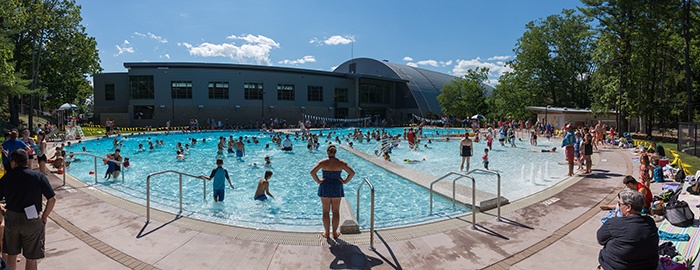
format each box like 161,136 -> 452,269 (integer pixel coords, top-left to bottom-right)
236,150 -> 243,157
213,189 -> 225,202
227,148 -> 234,153
254,194 -> 268,201
565,145 -> 574,161
318,170 -> 344,198
281,147 -> 292,151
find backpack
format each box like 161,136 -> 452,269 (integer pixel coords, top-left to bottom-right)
665,200 -> 695,227
675,169 -> 686,183
687,180 -> 700,195
654,167 -> 664,183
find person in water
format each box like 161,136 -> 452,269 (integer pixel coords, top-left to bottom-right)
254,170 -> 274,201
459,133 -> 473,172
310,145 -> 355,239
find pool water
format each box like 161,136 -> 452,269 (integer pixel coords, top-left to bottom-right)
65,131 -> 469,232
310,127 -> 569,201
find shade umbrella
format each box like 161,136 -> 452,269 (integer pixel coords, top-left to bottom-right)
58,103 -> 78,111
471,114 -> 485,120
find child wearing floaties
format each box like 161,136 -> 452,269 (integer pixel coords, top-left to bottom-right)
482,148 -> 489,170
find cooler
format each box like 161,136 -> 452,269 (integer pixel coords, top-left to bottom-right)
658,159 -> 669,167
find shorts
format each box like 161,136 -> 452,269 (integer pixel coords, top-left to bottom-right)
227,148 -> 234,153
281,147 -> 292,151
37,154 -> 47,163
236,150 -> 243,157
565,146 -> 574,161
574,150 -> 581,158
254,194 -> 268,201
213,189 -> 225,202
27,154 -> 34,160
498,138 -> 505,142
4,210 -> 46,259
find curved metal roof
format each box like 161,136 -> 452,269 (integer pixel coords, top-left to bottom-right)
333,58 -> 458,116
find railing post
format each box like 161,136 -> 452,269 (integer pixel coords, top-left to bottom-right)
179,174 -> 183,213
93,156 -> 97,184
146,176 -> 151,222
356,178 -> 376,251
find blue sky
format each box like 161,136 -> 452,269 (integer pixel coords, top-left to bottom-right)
78,0 -> 582,84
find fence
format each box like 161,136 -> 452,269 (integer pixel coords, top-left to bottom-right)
678,122 -> 700,158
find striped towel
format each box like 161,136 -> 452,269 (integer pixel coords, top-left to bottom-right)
657,219 -> 700,264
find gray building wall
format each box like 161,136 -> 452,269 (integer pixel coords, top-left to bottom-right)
93,60 -> 457,127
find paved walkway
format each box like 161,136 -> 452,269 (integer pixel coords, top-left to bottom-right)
31,144 -> 642,269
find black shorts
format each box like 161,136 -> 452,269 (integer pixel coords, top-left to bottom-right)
38,154 -> 47,162
27,154 -> 34,160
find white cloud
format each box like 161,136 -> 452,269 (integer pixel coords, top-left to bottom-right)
160,54 -> 170,59
310,35 -> 355,46
452,57 -> 514,83
487,55 -> 511,61
134,32 -> 168,43
405,59 -> 452,68
114,40 -> 134,56
278,55 -> 316,65
179,34 -> 280,65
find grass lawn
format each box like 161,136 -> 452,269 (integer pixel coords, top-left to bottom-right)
659,142 -> 700,174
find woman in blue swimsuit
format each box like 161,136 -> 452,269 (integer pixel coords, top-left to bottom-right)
310,145 -> 355,239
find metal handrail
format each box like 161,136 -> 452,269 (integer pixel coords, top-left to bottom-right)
63,152 -> 125,185
356,177 -> 376,251
465,169 -> 502,221
146,170 -> 207,223
429,172 -> 477,229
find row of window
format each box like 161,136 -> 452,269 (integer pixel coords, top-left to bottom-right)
115,76 -> 351,102
131,106 -> 352,120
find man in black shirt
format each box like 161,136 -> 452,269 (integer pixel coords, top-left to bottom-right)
0,149 -> 56,270
597,189 -> 658,269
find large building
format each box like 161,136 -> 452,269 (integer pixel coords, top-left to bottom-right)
93,58 -> 460,127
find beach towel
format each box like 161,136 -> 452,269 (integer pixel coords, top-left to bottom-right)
657,219 -> 700,264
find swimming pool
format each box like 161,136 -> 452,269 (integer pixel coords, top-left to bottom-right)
308,127 -> 569,201
64,131 -> 469,232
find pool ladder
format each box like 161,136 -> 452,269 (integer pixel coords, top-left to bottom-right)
62,152 -> 125,186
429,169 -> 501,229
145,170 -> 208,223
355,177 -> 376,251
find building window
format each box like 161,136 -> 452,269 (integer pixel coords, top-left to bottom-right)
129,76 -> 154,99
244,82 -> 263,100
334,88 -> 348,102
133,105 -> 155,120
359,82 -> 390,104
277,84 -> 295,101
307,86 -> 323,102
208,81 -> 229,99
105,84 -> 115,101
171,81 -> 192,99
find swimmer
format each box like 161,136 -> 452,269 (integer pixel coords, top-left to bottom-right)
138,142 -> 144,151
176,150 -> 186,160
530,147 -> 557,153
264,156 -> 271,167
403,158 -> 425,163
123,157 -> 130,168
254,170 -> 274,201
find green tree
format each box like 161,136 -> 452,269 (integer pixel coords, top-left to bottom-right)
437,67 -> 490,119
8,0 -> 101,128
492,9 -> 595,120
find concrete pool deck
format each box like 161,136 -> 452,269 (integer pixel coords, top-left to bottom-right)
29,142 -> 646,269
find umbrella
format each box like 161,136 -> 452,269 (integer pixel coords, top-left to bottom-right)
58,103 -> 78,111
471,114 -> 485,120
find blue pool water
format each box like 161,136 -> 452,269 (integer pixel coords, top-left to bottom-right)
65,130 -> 469,232
308,127 -> 569,200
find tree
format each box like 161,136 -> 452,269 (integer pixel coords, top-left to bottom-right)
7,0 -> 101,128
492,9 -> 595,120
437,67 -> 490,119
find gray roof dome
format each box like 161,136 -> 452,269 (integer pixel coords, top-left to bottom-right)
334,58 -> 461,116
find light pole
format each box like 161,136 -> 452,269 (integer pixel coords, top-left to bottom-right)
545,105 -> 550,124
